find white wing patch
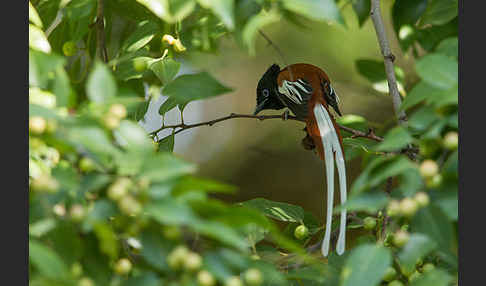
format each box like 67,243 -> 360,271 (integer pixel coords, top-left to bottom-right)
313,103 -> 347,257
278,79 -> 312,105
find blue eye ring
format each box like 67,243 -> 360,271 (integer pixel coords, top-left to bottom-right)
263,89 -> 270,97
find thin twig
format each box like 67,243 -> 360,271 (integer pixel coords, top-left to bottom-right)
150,112 -> 384,142
95,0 -> 108,62
370,0 -> 407,125
45,9 -> 64,37
258,30 -> 295,81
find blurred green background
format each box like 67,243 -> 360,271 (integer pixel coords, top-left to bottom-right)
142,1 -> 399,219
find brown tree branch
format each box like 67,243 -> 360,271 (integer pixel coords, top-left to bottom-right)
370,0 -> 407,125
95,0 -> 108,62
149,112 -> 384,142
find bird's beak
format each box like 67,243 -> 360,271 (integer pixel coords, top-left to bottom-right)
253,99 -> 267,115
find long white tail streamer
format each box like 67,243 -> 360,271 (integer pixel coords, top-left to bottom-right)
313,103 -> 347,256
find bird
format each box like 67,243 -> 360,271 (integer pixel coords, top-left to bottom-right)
254,63 -> 347,257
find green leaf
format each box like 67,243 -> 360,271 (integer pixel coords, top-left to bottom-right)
141,153 -> 196,182
340,244 -> 392,286
115,56 -> 153,81
67,126 -> 120,158
93,223 -> 119,260
242,9 -> 280,56
408,105 -> 438,132
352,0 -> 371,27
239,198 -> 305,223
435,191 -> 458,221
29,50 -> 65,89
375,126 -> 414,152
173,176 -> 237,194
436,37 -> 458,59
398,234 -> 437,274
351,156 -> 416,194
147,199 -> 248,250
168,0 -> 196,22
29,239 -> 69,279
82,200 -> 118,232
355,59 -> 404,83
193,221 -> 248,251
412,205 -> 454,254
162,71 -> 233,105
392,0 -> 428,31
136,0 -> 171,22
158,133 -> 175,152
147,198 -> 199,225
401,81 -> 445,110
29,218 -> 57,237
29,1 -> 43,28
334,193 -> 389,214
419,0 -> 458,26
29,24 -> 51,53
140,231 -> 171,271
410,268 -> 452,286
197,0 -> 235,30
150,58 -> 181,85
281,0 -> 343,24
415,18 -> 458,51
122,20 -> 159,52
121,273 -> 160,286
416,54 -> 457,90
158,96 -> 179,116
86,62 -> 117,103
115,120 -> 153,152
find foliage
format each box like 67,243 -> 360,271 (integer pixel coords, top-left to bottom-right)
29,0 -> 457,286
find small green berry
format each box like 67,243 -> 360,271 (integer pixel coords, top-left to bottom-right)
294,225 -> 309,240
62,41 -> 77,57
387,200 -> 401,217
78,277 -> 94,286
383,267 -> 397,282
387,280 -> 404,286
114,258 -> 132,275
69,204 -> 85,222
79,157 -> 96,173
443,131 -> 458,150
399,198 -> 419,217
167,245 -> 190,270
133,58 -> 148,72
71,262 -> 83,277
426,174 -> 443,189
225,276 -> 243,286
420,160 -> 439,178
422,263 -> 435,273
363,217 -> 377,230
31,174 -> 60,193
197,270 -> 215,286
414,192 -> 430,207
244,268 -> 263,286
102,114 -> 120,129
393,230 -> 410,247
408,270 -> 421,282
118,195 -> 142,216
29,116 -> 47,134
108,104 -> 127,119
184,252 -> 202,271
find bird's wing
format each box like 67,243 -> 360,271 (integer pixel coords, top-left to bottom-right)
277,79 -> 313,119
278,79 -> 313,105
313,103 -> 347,256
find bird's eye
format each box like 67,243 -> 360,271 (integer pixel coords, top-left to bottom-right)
262,89 -> 270,97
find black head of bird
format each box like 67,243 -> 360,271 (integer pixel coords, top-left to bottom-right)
254,64 -> 285,115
